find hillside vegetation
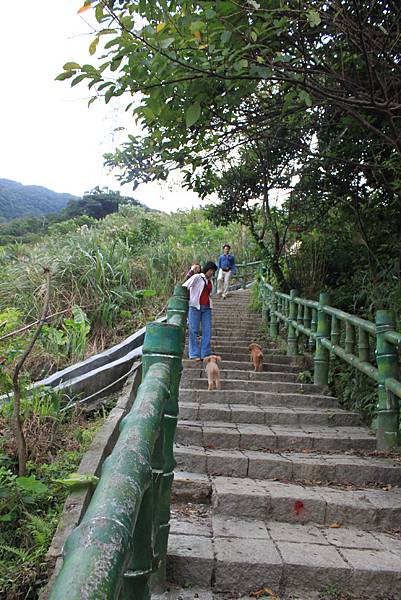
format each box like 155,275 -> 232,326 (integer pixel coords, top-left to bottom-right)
0,179 -> 76,222
0,206 -> 255,379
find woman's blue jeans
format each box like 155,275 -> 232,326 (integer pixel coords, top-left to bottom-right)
188,306 -> 212,359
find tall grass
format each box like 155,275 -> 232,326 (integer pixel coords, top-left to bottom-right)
0,206 -> 258,374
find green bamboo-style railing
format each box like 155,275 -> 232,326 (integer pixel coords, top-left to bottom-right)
48,284 -> 189,600
260,278 -> 401,450
233,260 -> 263,288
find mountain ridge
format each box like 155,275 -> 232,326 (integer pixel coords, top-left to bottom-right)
0,179 -> 77,222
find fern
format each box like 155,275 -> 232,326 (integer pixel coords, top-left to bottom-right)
0,543 -> 37,564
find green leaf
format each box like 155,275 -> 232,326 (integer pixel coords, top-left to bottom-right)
133,289 -> 156,298
71,74 -> 87,87
89,36 -> 99,56
54,473 -> 99,488
55,71 -> 75,81
299,90 -> 313,107
95,2 -> 104,22
307,10 -> 321,28
221,30 -> 232,44
250,31 -> 258,42
185,102 -> 201,128
63,62 -> 80,70
16,476 -> 49,495
105,87 -> 116,103
110,57 -> 123,71
234,59 -> 248,71
159,37 -> 175,49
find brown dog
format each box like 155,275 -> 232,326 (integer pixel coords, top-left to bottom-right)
248,343 -> 264,372
204,355 -> 222,390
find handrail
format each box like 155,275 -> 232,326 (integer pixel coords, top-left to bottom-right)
48,284 -> 189,599
259,278 -> 401,450
231,259 -> 262,289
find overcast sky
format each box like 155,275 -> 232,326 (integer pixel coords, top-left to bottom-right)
0,0 -> 202,212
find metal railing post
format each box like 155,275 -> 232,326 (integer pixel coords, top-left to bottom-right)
375,310 -> 400,449
287,289 -> 299,356
314,293 -> 330,386
270,291 -> 278,337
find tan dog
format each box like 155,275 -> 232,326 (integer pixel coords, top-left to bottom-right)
248,343 -> 264,372
204,355 -> 222,390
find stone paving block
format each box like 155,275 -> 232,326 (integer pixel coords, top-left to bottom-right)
214,537 -> 282,592
263,407 -> 299,426
278,541 -> 351,591
212,515 -> 269,540
206,449 -> 248,477
179,402 -> 199,420
324,527 -> 384,550
172,471 -> 211,503
365,488 -> 401,529
287,453 -> 337,482
203,425 -> 240,449
198,404 -> 231,421
176,421 -> 203,445
230,405 -> 265,424
246,450 -> 293,480
263,480 -> 327,524
373,531 -> 401,555
212,476 -> 268,518
266,521 -> 328,545
154,587 -> 213,600
341,547 -> 401,596
274,430 -> 314,451
238,423 -> 276,450
167,534 -> 214,587
331,455 -> 401,486
322,489 -> 379,529
175,445 -> 207,473
170,516 -> 212,538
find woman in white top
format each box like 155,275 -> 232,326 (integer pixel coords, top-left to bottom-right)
183,261 -> 217,361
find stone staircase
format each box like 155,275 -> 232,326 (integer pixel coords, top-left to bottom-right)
166,289 -> 401,599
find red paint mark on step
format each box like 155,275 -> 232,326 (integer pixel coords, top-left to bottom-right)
294,500 -> 304,515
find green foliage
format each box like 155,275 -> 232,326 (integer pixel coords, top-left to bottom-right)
0,407 -> 105,598
0,178 -> 74,222
0,208 -> 253,373
41,307 -> 90,362
329,362 -> 377,425
62,186 -> 144,220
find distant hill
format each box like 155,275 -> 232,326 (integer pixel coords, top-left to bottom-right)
0,179 -> 77,222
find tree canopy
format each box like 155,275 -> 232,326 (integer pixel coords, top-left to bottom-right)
60,0 -> 401,298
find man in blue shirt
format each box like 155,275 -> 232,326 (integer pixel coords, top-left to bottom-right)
217,244 -> 237,299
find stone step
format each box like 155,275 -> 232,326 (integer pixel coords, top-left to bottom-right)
181,368 -> 300,382
209,351 -> 283,362
178,401 -> 362,427
182,359 -> 300,373
174,449 -> 401,487
210,343 -> 277,353
167,511 -> 401,596
210,476 -> 401,530
211,327 -> 261,333
216,353 -> 297,365
180,377 -> 324,395
179,389 -> 337,409
175,422 -> 375,452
